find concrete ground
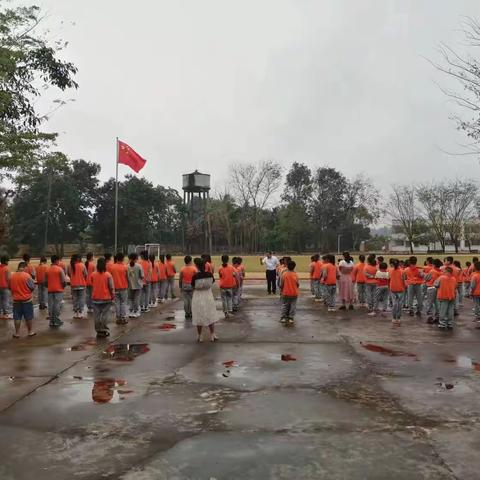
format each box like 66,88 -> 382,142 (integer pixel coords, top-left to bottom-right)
0,282 -> 479,479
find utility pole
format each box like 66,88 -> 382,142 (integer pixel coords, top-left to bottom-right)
43,171 -> 53,255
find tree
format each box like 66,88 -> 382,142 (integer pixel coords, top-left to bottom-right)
0,4 -> 78,180
10,153 -> 100,254
433,17 -> 480,156
386,185 -> 425,254
229,160 -> 282,252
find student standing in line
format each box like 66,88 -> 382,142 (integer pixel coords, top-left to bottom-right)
371,262 -> 389,317
219,255 -> 239,318
470,261 -> 480,328
389,259 -> 405,326
85,252 -> 95,313
321,254 -> 338,312
352,254 -> 367,307
127,252 -> 144,318
179,255 -> 198,319
68,254 -> 88,318
309,255 -> 317,297
434,266 -> 457,330
0,255 -> 12,319
36,256 -> 48,310
45,255 -> 67,328
91,257 -> 115,338
453,260 -> 464,306
338,252 -> 355,310
104,253 -> 114,273
165,254 -> 177,299
232,257 -> 244,312
279,260 -> 299,325
404,256 -> 424,317
157,254 -> 168,303
424,259 -> 443,324
192,258 -> 218,343
149,253 -> 159,308
464,261 -> 472,298
203,254 -> 215,274
110,252 -> 129,325
9,261 -> 36,338
23,253 -> 36,281
312,255 -> 323,303
364,255 -> 378,314
139,251 -> 152,313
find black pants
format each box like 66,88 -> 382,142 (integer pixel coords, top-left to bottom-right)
266,270 -> 277,294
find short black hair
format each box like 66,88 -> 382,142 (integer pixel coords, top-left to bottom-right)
287,260 -> 296,271
184,255 -> 192,264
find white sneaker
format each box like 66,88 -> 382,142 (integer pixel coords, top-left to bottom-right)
368,311 -> 377,317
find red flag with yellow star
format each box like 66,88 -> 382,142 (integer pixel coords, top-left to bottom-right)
117,140 -> 146,173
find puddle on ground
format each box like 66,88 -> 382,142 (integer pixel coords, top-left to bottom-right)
61,378 -> 134,404
444,355 -> 480,372
66,337 -> 98,352
361,343 -> 417,358
103,343 -> 150,361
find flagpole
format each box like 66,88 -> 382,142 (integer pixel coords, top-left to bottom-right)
114,137 -> 119,253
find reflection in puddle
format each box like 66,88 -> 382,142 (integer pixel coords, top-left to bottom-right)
445,355 -> 480,372
103,343 -> 150,361
92,379 -> 130,404
66,337 -> 98,352
361,343 -> 417,358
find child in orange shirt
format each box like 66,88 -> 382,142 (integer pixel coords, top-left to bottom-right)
218,255 -> 239,318
364,254 -> 378,313
424,259 -> 443,324
279,260 -> 299,325
352,254 -> 367,307
321,254 -> 338,312
0,255 -> 12,319
464,261 -> 472,298
470,262 -> 480,327
371,262 -> 389,317
434,266 -> 457,330
389,259 -> 405,326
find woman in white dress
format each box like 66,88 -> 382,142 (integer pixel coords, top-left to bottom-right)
338,251 -> 355,310
192,258 -> 219,342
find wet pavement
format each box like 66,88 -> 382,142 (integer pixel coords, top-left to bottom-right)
1,283 -> 480,479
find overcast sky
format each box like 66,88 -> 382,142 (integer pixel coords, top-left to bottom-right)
19,0 -> 480,194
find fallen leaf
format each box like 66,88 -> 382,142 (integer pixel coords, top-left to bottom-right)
281,354 -> 297,362
223,360 -> 236,368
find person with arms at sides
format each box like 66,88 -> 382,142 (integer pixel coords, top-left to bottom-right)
470,261 -> 480,328
434,266 -> 458,330
9,261 -> 36,338
463,261 -> 472,298
179,255 -> 198,319
192,258 -> 219,342
364,254 -> 378,314
0,255 -> 12,319
260,251 -> 279,295
165,254 -> 177,300
139,250 -> 152,313
45,255 -> 67,328
311,254 -> 322,303
85,252 -> 95,313
338,251 -> 355,310
321,254 -> 338,312
22,253 -> 36,281
453,260 -> 464,306
110,252 -> 129,325
91,257 -> 115,338
219,255 -> 239,318
370,262 -> 389,317
36,256 -> 48,311
127,252 -> 144,318
424,259 -> 443,324
149,253 -> 160,308
352,254 -> 367,307
67,254 -> 88,318
157,254 -> 168,303
403,256 -> 424,318
389,259 -> 405,326
232,257 -> 244,312
279,260 -> 299,325
104,253 -> 114,273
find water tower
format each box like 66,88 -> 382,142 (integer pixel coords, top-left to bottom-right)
182,170 -> 211,253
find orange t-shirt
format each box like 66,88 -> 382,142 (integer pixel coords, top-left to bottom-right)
364,264 -> 378,285
46,264 -> 65,293
218,264 -> 237,289
70,262 -> 87,288
140,260 -> 152,283
36,263 -> 48,285
106,260 -> 114,274
389,268 -> 405,293
181,265 -> 198,286
312,261 -> 323,280
282,271 -> 299,297
0,264 -> 9,289
463,268 -> 471,283
323,263 -> 337,286
426,268 -> 442,288
110,262 -> 128,290
205,262 -> 215,274
91,271 -> 114,301
436,274 -> 457,301
25,264 -> 36,279
166,260 -> 176,278
404,266 -> 424,285
353,262 -> 366,284
10,271 -> 34,301
150,262 -> 159,282
471,272 -> 480,296
85,261 -> 95,287
157,261 -> 167,281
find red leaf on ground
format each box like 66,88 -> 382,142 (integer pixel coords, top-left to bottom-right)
159,323 -> 176,330
223,360 -> 236,368
281,354 -> 297,362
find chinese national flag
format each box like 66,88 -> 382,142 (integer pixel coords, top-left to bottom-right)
117,140 -> 147,173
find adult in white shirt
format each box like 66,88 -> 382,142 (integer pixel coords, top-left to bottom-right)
260,251 -> 279,294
